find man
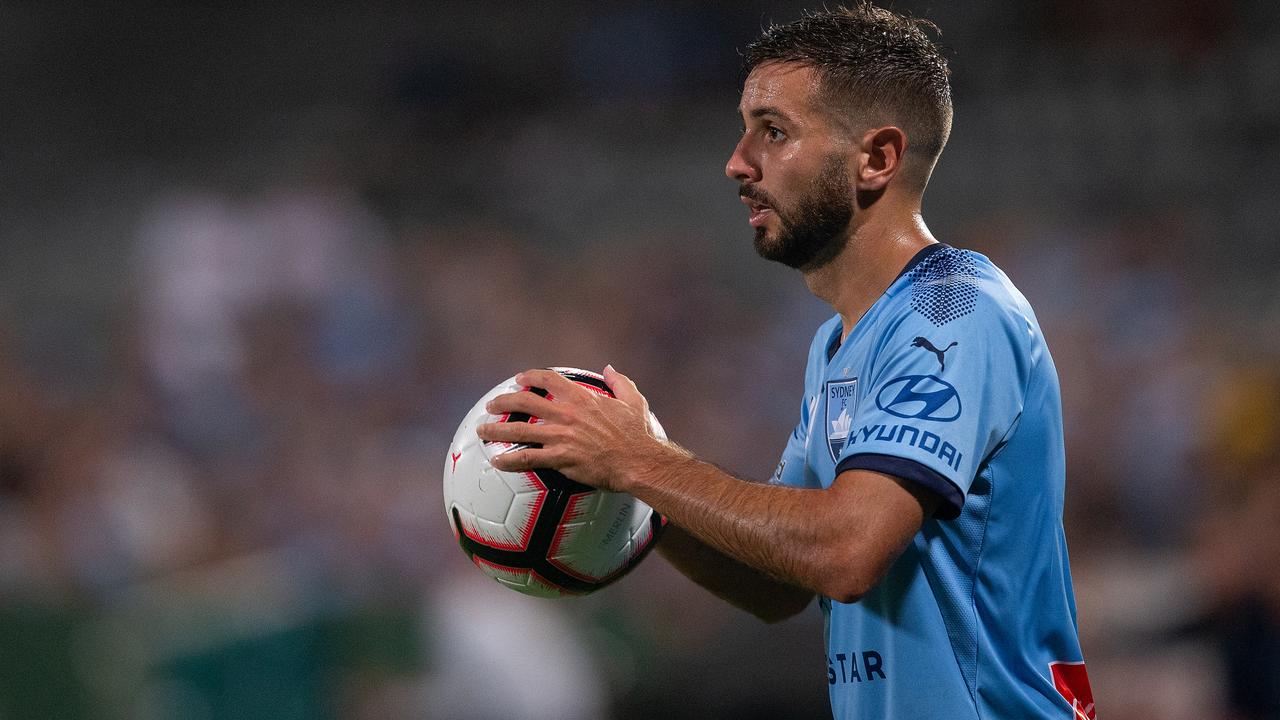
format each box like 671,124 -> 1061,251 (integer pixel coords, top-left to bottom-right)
477,4 -> 1093,718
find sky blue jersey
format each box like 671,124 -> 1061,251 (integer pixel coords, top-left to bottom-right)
771,245 -> 1094,719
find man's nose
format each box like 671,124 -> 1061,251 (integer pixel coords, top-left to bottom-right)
725,137 -> 760,183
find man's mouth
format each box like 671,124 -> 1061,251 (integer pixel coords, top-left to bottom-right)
740,195 -> 774,227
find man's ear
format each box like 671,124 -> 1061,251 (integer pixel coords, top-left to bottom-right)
857,126 -> 908,192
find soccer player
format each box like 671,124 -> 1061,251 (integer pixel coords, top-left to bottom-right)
476,4 -> 1094,718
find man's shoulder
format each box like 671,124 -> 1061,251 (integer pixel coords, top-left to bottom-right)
888,245 -> 1032,332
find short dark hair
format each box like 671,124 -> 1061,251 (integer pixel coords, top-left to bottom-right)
744,3 -> 953,187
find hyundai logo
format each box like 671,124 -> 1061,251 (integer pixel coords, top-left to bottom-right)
875,375 -> 962,422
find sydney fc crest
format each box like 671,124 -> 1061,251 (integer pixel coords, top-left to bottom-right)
825,378 -> 859,462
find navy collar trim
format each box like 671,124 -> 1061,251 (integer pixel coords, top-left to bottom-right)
825,243 -> 950,362
896,243 -> 948,281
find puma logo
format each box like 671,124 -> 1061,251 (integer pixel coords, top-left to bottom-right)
911,337 -> 957,371
450,451 -> 462,472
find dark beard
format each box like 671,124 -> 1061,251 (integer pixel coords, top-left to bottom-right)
747,155 -> 853,272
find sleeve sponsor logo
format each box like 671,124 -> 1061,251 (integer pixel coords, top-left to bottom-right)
847,422 -> 964,472
875,375 -> 961,422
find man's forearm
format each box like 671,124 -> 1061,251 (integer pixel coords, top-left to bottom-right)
626,451 -> 872,602
657,523 -> 813,622
475,368 -> 928,604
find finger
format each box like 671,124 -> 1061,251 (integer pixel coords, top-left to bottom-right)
603,364 -> 646,410
515,368 -> 589,401
476,420 -> 552,445
490,446 -> 558,472
485,390 -> 568,422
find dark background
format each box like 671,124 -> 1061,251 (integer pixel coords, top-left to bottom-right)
1,2 -> 1278,718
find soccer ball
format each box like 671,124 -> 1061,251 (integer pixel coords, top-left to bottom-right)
443,368 -> 666,597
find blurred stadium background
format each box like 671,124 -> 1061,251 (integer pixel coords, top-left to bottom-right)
1,1 -> 1278,718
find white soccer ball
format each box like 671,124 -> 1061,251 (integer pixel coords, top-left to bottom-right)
443,368 -> 666,598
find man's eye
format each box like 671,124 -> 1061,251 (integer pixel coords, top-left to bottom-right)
766,126 -> 786,141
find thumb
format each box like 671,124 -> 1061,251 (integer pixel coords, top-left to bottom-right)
603,364 -> 645,409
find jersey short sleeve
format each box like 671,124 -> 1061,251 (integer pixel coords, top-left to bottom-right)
836,269 -> 1032,519
769,392 -> 813,488
772,316 -> 841,490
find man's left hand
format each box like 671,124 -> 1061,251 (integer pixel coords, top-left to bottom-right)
475,366 -> 669,492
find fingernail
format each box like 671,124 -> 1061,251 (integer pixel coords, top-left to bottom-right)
604,363 -> 615,373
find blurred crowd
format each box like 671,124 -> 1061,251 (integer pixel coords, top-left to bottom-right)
1,2 -> 1278,719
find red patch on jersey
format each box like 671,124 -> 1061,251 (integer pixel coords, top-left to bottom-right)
450,452 -> 462,472
1049,661 -> 1096,719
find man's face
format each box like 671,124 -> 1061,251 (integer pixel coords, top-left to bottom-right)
726,62 -> 855,272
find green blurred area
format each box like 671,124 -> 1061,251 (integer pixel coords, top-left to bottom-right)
0,600 -> 423,720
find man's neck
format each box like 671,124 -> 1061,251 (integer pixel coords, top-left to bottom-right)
803,209 -> 936,341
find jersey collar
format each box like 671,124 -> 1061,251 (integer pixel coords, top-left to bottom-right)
825,243 -> 951,362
